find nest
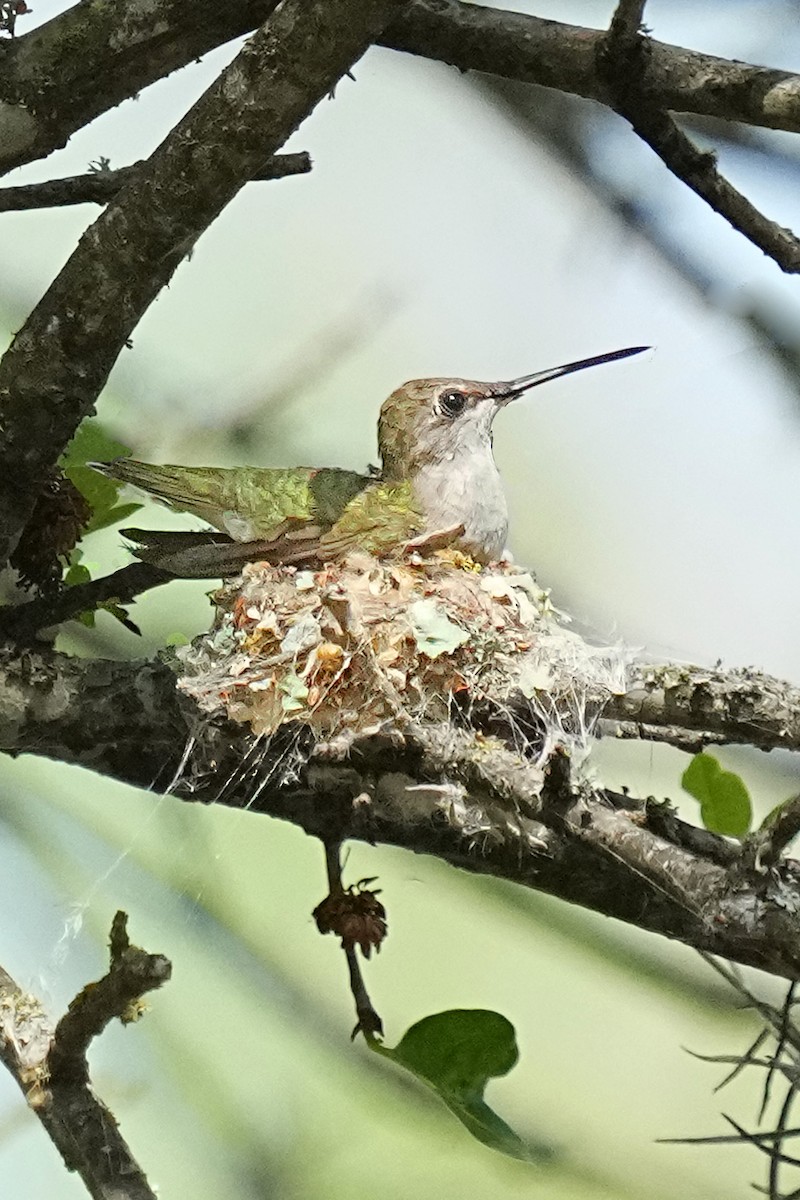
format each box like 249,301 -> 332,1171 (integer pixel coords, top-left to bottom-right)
176,552 -> 630,764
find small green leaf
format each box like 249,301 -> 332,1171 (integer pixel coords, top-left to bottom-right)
681,753 -> 752,838
409,599 -> 469,659
165,632 -> 191,648
279,671 -> 309,713
98,601 -> 141,636
60,419 -> 142,535
86,501 -> 143,534
64,562 -> 91,588
372,1010 -> 539,1161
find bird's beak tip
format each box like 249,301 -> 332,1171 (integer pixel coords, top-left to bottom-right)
497,343 -> 651,401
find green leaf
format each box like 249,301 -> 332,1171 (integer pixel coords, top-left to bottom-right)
85,501 -> 143,534
372,1010 -> 538,1161
165,632 -> 191,648
681,753 -> 752,838
64,562 -> 91,588
60,419 -> 142,535
279,671 -> 309,713
409,599 -> 469,659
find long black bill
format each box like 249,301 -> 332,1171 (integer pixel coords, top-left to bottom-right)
496,345 -> 649,402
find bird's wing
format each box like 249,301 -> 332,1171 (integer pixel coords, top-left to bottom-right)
120,481 -> 425,577
316,480 -> 423,557
91,461 -> 369,539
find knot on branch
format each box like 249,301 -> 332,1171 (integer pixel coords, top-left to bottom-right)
597,1 -> 652,115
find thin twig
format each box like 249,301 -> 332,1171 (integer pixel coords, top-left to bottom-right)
770,1083 -> 798,1197
607,0 -> 646,44
322,841 -> 384,1038
595,716 -> 728,755
47,912 -> 171,1086
659,1118 -> 800,1149
0,561 -> 172,642
760,984 -> 797,1125
604,663 -> 800,754
599,3 -> 800,273
0,152 -> 312,212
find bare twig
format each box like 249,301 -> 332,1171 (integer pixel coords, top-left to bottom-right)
744,797 -> 800,872
603,663 -> 800,754
661,969 -> 800,1198
606,0 -> 647,45
0,152 -> 312,212
762,985 -> 798,1124
384,2 -> 800,135
598,4 -> 800,273
0,912 -> 170,1200
318,841 -> 385,1037
47,912 -> 171,1086
595,716 -> 728,755
0,562 -> 172,642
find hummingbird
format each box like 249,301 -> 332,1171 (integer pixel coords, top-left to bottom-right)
92,346 -> 647,577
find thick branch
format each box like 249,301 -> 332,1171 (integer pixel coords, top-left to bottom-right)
4,1 -> 800,180
0,913 -> 170,1200
603,663 -> 800,753
6,644 -> 800,981
385,2 -> 800,134
0,645 -> 187,785
0,152 -> 311,212
0,0 -> 284,175
0,0 -> 406,567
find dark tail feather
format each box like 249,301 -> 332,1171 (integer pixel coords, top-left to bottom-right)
121,528 -> 325,578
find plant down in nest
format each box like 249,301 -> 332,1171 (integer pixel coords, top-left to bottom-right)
177,552 -> 630,764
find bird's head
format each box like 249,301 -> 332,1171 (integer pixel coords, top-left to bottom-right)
377,346 -> 648,479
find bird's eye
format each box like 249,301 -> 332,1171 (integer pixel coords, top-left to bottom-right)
439,390 -> 468,418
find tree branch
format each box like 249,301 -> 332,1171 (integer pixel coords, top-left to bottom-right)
6,642 -> 800,982
0,912 -> 170,1200
0,152 -> 311,212
4,1 -> 800,181
0,645 -> 188,785
0,0 -> 284,175
598,4 -> 800,274
0,0 -> 407,568
0,562 -> 172,642
603,663 -> 800,753
384,1 -> 800,135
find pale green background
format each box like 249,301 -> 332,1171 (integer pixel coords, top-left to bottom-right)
1,2 -> 800,1197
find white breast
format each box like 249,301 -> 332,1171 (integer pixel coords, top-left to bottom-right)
413,449 -> 508,562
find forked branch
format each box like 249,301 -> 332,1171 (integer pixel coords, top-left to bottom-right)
0,912 -> 170,1200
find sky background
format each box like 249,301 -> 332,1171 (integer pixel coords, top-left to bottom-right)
2,2 -> 800,1198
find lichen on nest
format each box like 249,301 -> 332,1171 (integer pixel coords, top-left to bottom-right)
176,551 -> 630,762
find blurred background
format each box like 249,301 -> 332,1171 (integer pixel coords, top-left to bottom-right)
2,0 -> 800,1196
